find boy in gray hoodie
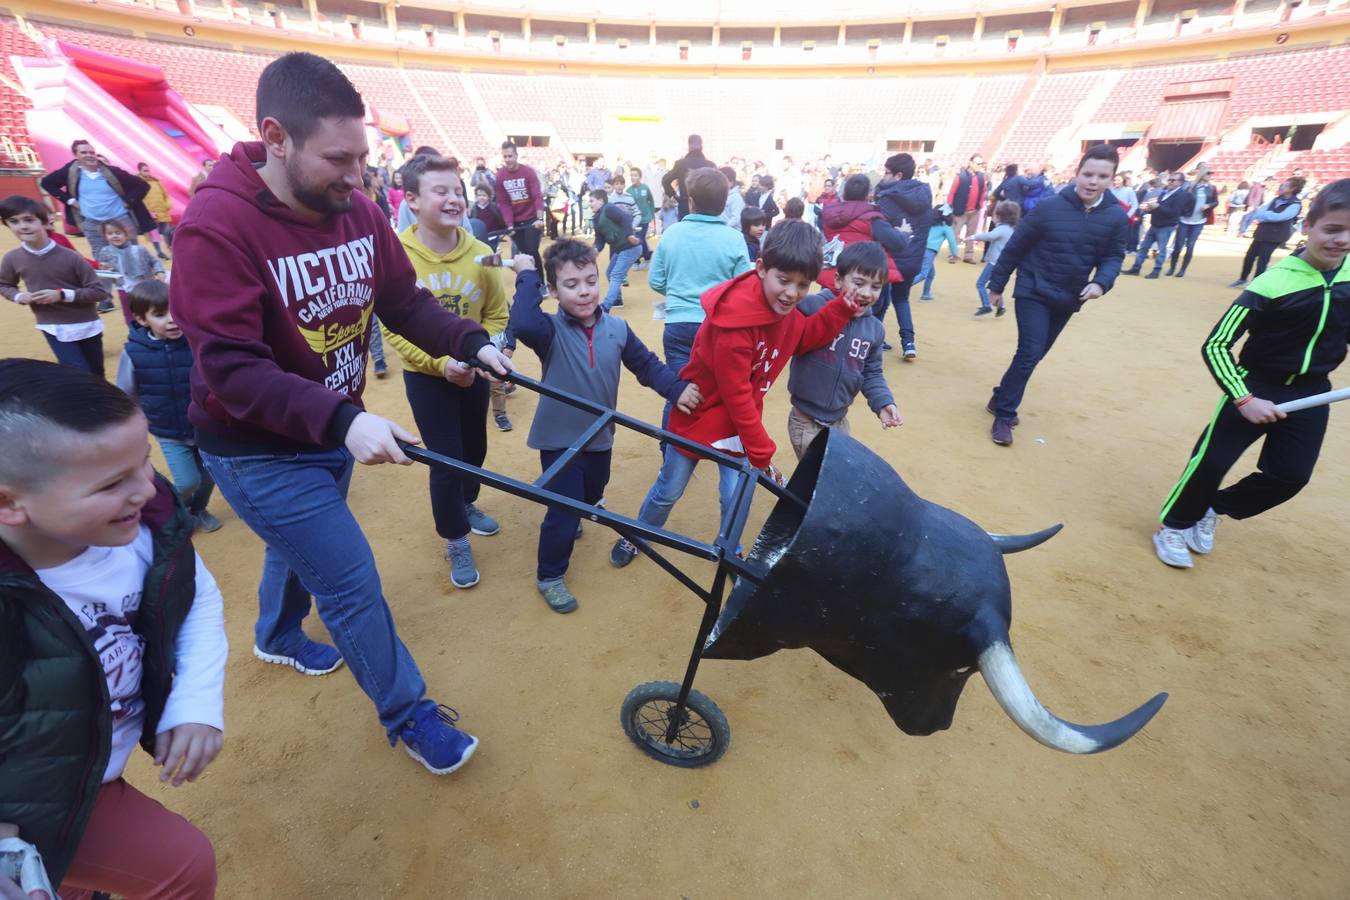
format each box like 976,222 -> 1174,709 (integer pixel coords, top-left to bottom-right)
786,242 -> 902,459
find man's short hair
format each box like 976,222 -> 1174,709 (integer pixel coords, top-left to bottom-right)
718,165 -> 739,187
128,279 -> 170,319
589,189 -> 608,204
542,238 -> 597,289
70,139 -> 92,155
884,153 -> 916,180
0,195 -> 48,224
759,174 -> 776,191
842,173 -> 871,202
834,241 -> 888,282
402,155 -> 460,196
760,220 -> 822,280
413,145 -> 439,158
688,134 -> 703,152
0,358 -> 141,489
255,52 -> 364,148
1077,143 -> 1120,174
783,197 -> 805,219
501,140 -> 518,152
687,168 -> 729,216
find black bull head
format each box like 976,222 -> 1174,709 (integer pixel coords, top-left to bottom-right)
703,429 -> 1167,753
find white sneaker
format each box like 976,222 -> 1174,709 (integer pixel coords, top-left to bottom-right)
652,301 -> 667,321
1185,508 -> 1217,555
1153,527 -> 1194,569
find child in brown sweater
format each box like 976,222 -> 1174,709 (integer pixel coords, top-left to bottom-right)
0,196 -> 109,376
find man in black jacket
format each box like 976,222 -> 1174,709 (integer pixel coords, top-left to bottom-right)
662,134 -> 716,220
40,139 -> 152,256
1125,172 -> 1191,278
985,144 -> 1128,446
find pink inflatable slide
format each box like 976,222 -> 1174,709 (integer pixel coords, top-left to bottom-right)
15,41 -> 233,223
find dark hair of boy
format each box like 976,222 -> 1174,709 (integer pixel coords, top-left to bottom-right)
783,197 -> 805,219
629,167 -> 641,178
69,139 -> 91,155
501,140 -> 518,152
686,167 -> 729,215
0,358 -> 140,488
589,188 -> 608,204
610,175 -> 626,187
760,219 -> 823,280
0,195 -> 48,224
128,278 -> 171,319
413,145 -> 439,157
255,52 -> 364,147
1077,143 -> 1120,174
759,174 -> 776,191
1284,176 -> 1307,196
994,200 -> 1022,226
842,173 -> 871,202
542,238 -> 598,290
741,206 -> 768,231
402,155 -> 459,195
474,184 -> 490,197
883,153 -> 916,180
1306,177 -> 1350,223
834,241 -> 888,282
717,166 -> 739,187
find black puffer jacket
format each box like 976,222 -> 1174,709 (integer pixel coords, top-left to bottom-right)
988,185 -> 1128,313
0,479 -> 196,886
874,178 -> 932,277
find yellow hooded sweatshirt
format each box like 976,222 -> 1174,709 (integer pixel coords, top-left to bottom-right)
384,223 -> 509,377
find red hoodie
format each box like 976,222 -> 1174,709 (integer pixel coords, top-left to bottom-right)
669,270 -> 854,468
171,142 -> 489,453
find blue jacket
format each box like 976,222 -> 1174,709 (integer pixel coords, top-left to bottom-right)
510,270 -> 687,451
988,185 -> 1128,313
874,179 -> 932,277
649,213 -> 752,324
118,325 -> 196,441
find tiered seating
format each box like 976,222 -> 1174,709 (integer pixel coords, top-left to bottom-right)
400,69 -> 496,161
947,74 -> 1027,164
998,70 -> 1105,164
0,17 -> 43,167
1204,146 -> 1270,183
1279,147 -> 1350,182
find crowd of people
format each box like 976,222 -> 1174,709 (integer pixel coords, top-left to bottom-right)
1,48 -> 1348,899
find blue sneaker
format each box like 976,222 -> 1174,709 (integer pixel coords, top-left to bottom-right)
253,639 -> 344,676
446,539 -> 480,589
400,702 -> 479,775
465,504 -> 500,536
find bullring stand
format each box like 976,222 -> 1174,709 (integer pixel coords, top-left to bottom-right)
400,368 -> 792,768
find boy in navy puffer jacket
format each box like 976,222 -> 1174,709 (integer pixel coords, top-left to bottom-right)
115,280 -> 221,532
985,144 -> 1128,447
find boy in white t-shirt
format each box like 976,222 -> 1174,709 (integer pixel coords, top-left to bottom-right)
0,358 -> 227,899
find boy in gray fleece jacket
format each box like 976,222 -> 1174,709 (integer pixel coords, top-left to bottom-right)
786,242 -> 901,459
511,239 -> 700,613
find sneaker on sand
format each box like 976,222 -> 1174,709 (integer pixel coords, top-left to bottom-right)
995,303 -> 1007,317
253,640 -> 344,676
1153,527 -> 1194,569
919,295 -> 934,303
1185,508 -> 1218,555
97,299 -> 116,314
985,401 -> 1019,427
652,301 -> 667,321
991,417 -> 1015,446
610,538 -> 638,568
446,539 -> 480,588
975,306 -> 993,317
575,520 -> 584,539
609,299 -> 626,310
902,342 -> 917,360
881,341 -> 894,350
494,413 -> 513,432
537,577 -> 579,614
399,701 -> 478,775
1228,279 -> 1247,288
465,504 -> 500,536
194,510 -> 224,533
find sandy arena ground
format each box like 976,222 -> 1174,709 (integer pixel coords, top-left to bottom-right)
3,225 -> 1347,898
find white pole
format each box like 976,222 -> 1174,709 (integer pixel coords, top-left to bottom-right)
1275,386 -> 1350,414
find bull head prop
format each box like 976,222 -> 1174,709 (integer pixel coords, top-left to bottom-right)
703,429 -> 1167,753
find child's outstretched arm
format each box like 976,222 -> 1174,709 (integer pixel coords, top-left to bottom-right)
154,552 -> 228,787
795,291 -> 860,355
506,258 -> 555,358
861,339 -> 901,428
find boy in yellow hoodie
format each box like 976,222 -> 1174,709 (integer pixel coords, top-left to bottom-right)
382,156 -> 510,589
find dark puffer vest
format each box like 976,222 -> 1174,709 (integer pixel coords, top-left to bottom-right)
0,480 -> 196,886
124,325 -> 195,441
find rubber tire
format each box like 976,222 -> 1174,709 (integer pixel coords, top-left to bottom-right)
620,680 -> 731,768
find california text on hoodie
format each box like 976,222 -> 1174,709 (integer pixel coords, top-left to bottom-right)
170,141 -> 490,454
668,270 -> 855,467
383,224 -> 509,377
818,201 -> 902,291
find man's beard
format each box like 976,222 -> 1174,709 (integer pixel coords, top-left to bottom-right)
286,157 -> 353,216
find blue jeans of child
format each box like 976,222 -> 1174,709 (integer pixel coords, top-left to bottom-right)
871,280 -> 915,345
1131,225 -> 1176,273
918,248 -> 938,298
42,332 -> 104,377
603,244 -> 642,310
989,296 -> 1074,419
158,438 -> 215,515
637,222 -> 652,260
636,444 -> 742,532
976,263 -> 995,309
537,449 -> 612,581
201,447 -> 427,740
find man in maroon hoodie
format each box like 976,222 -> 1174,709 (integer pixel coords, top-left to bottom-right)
494,140 -> 544,271
171,52 -> 511,776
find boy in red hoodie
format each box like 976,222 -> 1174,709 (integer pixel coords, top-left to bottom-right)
611,220 -> 858,567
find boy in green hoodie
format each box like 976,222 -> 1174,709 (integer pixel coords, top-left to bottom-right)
382,155 -> 510,590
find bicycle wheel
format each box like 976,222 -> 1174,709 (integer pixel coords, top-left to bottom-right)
620,680 -> 730,768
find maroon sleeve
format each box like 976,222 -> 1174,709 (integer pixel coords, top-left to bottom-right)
494,172 -> 515,226
527,167 -> 544,219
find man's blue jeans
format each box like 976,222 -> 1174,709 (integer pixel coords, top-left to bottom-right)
1131,224 -> 1176,273
201,447 -> 427,741
603,244 -> 641,310
637,444 -> 741,532
989,296 -> 1074,419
